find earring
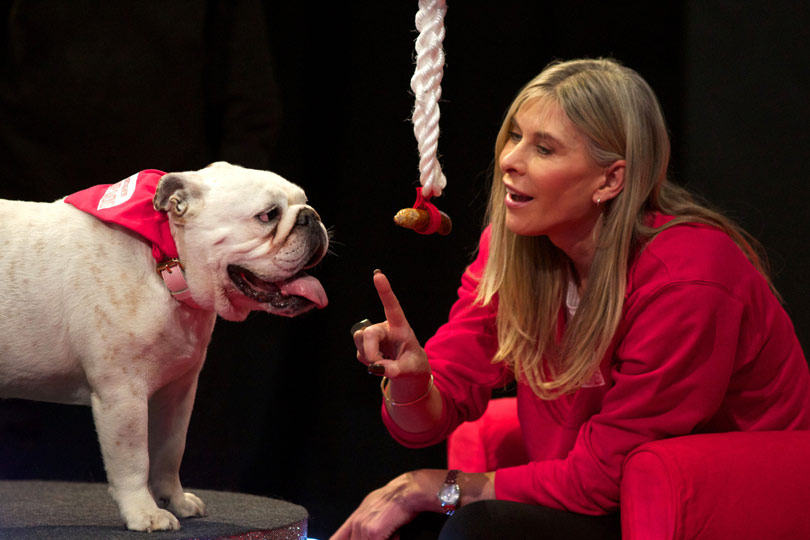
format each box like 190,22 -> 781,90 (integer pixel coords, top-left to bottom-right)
596,197 -> 601,206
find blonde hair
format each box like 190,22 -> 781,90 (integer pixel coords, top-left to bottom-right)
477,58 -> 775,399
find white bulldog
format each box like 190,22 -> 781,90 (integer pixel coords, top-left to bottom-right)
0,162 -> 329,531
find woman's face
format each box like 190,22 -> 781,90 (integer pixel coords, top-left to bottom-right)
499,99 -> 606,245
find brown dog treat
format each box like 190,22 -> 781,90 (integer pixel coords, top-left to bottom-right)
393,208 -> 452,235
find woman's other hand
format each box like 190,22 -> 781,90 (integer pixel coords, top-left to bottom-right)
329,469 -> 444,540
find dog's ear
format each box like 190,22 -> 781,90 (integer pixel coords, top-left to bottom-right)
153,173 -> 199,217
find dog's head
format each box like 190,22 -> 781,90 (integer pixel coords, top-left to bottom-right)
153,162 -> 329,321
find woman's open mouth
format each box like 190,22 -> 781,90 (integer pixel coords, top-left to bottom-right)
505,185 -> 534,207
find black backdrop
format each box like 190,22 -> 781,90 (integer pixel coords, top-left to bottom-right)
0,2 -> 808,539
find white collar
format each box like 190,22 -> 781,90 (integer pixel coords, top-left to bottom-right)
565,274 -> 580,321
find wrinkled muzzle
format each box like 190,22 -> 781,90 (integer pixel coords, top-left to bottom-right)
227,206 -> 328,317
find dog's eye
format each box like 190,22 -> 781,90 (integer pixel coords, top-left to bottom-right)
257,207 -> 279,223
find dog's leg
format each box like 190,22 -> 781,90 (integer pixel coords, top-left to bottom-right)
91,390 -> 181,532
148,364 -> 206,519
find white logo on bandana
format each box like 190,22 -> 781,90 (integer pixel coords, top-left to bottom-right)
97,173 -> 138,210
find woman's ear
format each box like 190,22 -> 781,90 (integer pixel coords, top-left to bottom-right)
594,159 -> 626,204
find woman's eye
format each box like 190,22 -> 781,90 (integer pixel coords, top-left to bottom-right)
508,131 -> 521,142
536,145 -> 552,155
257,207 -> 279,223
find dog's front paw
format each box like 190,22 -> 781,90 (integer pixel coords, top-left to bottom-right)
169,491 -> 206,519
124,507 -> 181,532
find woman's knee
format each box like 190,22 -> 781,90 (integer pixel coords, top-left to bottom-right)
438,501 -> 497,540
437,500 -> 621,540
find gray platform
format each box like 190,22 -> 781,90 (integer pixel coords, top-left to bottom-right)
0,480 -> 308,539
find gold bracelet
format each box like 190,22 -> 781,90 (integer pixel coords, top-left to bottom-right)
380,374 -> 434,406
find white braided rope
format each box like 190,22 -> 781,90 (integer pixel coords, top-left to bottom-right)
410,0 -> 447,198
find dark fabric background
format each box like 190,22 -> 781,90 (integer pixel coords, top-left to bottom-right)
0,2 -> 807,538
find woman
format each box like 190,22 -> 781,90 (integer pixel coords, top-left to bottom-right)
332,58 -> 810,540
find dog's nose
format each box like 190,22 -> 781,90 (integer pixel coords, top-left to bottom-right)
296,207 -> 320,227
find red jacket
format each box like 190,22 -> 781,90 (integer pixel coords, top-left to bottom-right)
382,215 -> 810,514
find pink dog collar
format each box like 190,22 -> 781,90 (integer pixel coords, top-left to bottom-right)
65,170 -> 202,309
156,259 -> 200,308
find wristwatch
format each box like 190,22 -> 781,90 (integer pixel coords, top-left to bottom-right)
437,469 -> 461,515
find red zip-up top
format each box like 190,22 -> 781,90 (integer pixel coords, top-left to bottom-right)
382,215 -> 810,514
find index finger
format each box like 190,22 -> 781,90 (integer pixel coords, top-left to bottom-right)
373,270 -> 410,328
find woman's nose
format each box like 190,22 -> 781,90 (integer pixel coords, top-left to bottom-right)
499,143 -> 525,176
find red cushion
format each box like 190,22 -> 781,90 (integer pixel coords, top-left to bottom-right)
447,397 -> 527,472
621,430 -> 810,540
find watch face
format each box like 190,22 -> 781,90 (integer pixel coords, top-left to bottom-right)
438,483 -> 461,505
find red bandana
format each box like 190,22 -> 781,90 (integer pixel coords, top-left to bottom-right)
64,170 -> 176,262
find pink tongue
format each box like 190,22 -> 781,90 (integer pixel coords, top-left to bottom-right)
279,274 -> 328,308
